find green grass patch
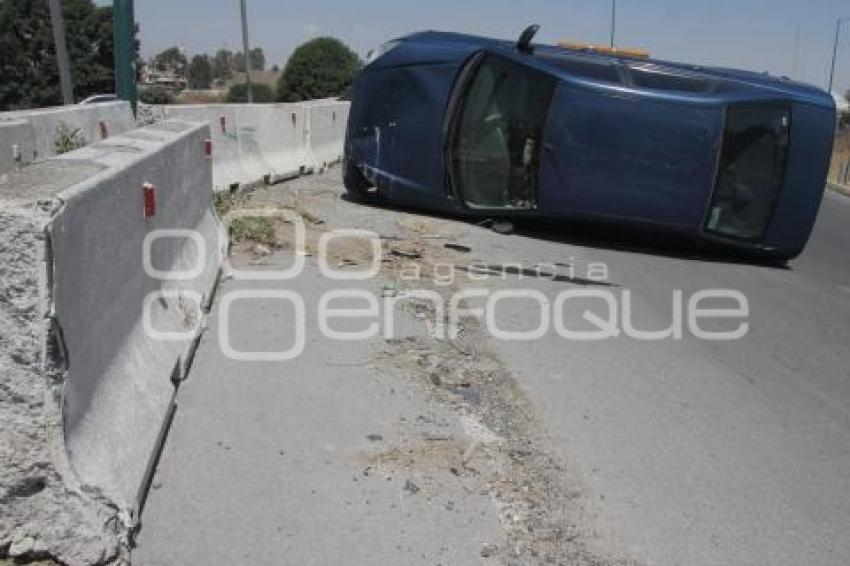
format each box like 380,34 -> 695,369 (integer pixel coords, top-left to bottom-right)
230,216 -> 277,248
213,191 -> 240,217
54,122 -> 86,155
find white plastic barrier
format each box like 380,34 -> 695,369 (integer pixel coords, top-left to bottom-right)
0,120 -> 224,561
159,103 -> 308,191
248,104 -> 308,182
303,100 -> 350,171
0,101 -> 135,174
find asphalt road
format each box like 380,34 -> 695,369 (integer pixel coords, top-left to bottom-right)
472,189 -> 850,565
135,176 -> 850,565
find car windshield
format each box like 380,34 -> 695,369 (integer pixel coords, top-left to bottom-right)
450,54 -> 556,209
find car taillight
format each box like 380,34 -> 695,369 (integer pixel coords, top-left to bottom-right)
705,103 -> 790,240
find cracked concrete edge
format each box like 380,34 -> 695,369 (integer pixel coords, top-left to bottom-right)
0,124 -> 225,564
0,201 -> 128,566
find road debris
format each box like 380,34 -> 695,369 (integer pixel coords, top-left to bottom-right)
491,220 -> 514,235
251,243 -> 271,256
443,243 -> 472,253
381,282 -> 399,297
390,248 -> 422,259
480,542 -> 499,558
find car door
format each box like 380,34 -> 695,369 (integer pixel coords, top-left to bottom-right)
446,52 -> 557,211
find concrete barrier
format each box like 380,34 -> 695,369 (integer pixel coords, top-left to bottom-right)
0,120 -> 224,564
0,101 -> 135,174
247,104 -> 308,182
303,100 -> 350,172
157,101 -> 350,191
0,119 -> 34,174
159,103 -> 308,191
837,158 -> 850,185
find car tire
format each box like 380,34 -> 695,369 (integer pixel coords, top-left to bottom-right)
343,159 -> 376,201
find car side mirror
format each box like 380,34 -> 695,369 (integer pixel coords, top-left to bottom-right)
517,24 -> 540,54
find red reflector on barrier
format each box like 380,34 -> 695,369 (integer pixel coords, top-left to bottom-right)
98,120 -> 109,139
143,183 -> 156,219
219,115 -> 226,133
204,139 -> 212,157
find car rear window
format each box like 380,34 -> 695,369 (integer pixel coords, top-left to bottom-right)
628,63 -> 719,93
536,53 -> 621,85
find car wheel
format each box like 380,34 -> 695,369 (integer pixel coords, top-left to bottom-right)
343,159 -> 376,201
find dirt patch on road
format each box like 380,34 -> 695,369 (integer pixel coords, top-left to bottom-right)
376,338 -> 618,564
228,173 -> 638,565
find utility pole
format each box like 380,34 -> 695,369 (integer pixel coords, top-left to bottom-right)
48,0 -> 74,104
610,0 -> 617,49
792,22 -> 800,78
239,0 -> 253,103
113,0 -> 138,114
828,16 -> 849,93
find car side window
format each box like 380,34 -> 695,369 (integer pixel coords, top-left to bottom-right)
450,54 -> 557,209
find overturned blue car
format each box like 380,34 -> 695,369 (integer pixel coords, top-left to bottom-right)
343,27 -> 836,260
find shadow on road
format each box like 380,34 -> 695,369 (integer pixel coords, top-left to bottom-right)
340,193 -> 791,270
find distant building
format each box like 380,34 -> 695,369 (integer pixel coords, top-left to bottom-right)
140,62 -> 186,91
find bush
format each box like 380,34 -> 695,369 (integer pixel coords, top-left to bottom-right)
213,190 -> 243,217
54,122 -> 86,154
230,217 -> 277,247
225,83 -> 273,103
276,37 -> 361,102
139,86 -> 175,105
187,54 -> 213,89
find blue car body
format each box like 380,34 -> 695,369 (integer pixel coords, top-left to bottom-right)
344,31 -> 836,259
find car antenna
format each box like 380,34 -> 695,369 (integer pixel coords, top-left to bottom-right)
517,24 -> 540,54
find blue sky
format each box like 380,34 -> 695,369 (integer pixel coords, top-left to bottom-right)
129,0 -> 850,93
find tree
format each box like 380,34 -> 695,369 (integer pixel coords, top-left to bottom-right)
187,54 -> 213,89
212,49 -> 234,80
233,52 -> 245,73
0,0 -> 118,110
139,86 -> 174,104
276,37 -> 361,102
153,46 -> 186,75
232,48 -> 264,72
226,83 -> 273,103
250,47 -> 265,71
